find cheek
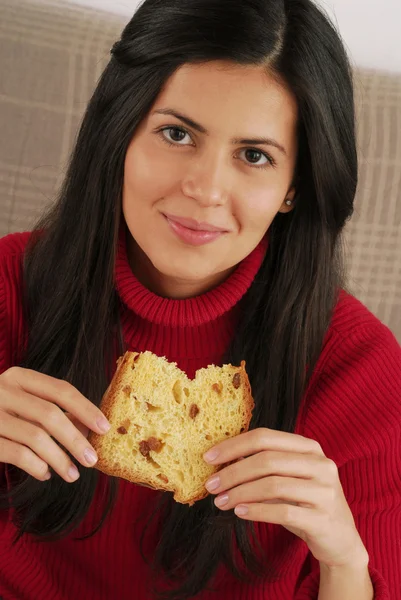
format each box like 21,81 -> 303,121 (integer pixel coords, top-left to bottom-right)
123,142 -> 180,209
237,187 -> 283,230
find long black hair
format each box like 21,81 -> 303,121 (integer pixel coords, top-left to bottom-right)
1,0 -> 357,598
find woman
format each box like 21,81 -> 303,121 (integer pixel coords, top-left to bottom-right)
0,0 -> 400,599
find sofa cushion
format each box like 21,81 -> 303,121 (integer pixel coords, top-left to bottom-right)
0,0 -> 122,235
346,71 -> 401,339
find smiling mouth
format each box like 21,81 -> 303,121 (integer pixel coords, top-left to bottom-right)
162,213 -> 229,233
163,214 -> 228,247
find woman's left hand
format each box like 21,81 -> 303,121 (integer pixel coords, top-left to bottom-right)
203,428 -> 369,569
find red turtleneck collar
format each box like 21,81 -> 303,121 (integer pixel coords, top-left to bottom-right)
115,223 -> 268,329
114,223 -> 268,377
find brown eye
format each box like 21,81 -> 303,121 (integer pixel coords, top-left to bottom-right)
172,128 -> 187,142
238,147 -> 275,169
245,149 -> 263,164
159,126 -> 190,145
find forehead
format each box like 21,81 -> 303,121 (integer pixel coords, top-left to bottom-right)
152,61 -> 298,134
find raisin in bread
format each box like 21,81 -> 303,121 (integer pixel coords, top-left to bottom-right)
88,351 -> 254,505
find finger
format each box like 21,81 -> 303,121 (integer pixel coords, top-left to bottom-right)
2,367 -> 110,434
23,413 -> 89,439
234,501 -> 308,526
213,476 -> 324,511
0,437 -> 51,482
0,411 -> 81,483
1,391 -> 99,470
65,413 -> 90,439
204,428 -> 324,465
205,451 -> 327,495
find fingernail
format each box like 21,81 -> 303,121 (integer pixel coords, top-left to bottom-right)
97,416 -> 111,433
235,505 -> 249,516
68,465 -> 80,481
204,448 -> 219,463
215,494 -> 229,508
43,471 -> 51,481
84,448 -> 98,466
205,476 -> 220,492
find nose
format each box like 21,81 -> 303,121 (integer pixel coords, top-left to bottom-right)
180,147 -> 230,208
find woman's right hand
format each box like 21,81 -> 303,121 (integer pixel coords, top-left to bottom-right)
0,366 -> 111,483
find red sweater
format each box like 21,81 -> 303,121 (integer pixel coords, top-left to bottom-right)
0,230 -> 400,600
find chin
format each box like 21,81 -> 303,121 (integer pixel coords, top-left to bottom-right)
152,251 -> 220,283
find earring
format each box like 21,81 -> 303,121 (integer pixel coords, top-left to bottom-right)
285,199 -> 293,206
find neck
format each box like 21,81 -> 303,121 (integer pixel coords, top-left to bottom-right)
126,235 -> 236,300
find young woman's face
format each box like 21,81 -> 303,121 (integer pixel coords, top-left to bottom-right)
123,61 -> 298,298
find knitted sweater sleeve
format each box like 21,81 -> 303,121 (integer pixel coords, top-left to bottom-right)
0,269 -> 11,374
0,271 -> 10,487
294,322 -> 401,599
0,234 -> 29,488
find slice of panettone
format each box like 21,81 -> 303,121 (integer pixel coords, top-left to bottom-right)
88,351 -> 254,505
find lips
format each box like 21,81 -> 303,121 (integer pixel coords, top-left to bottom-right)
163,213 -> 228,247
162,213 -> 228,233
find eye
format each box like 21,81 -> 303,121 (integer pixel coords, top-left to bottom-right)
237,148 -> 275,169
158,126 -> 193,146
156,126 -> 276,169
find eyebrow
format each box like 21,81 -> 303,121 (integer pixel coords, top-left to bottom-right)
153,108 -> 287,156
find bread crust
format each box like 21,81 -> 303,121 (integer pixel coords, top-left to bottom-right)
89,352 -> 254,505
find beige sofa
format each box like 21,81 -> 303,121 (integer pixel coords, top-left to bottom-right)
1,0 -> 400,342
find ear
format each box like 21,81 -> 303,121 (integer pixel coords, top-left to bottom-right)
278,186 -> 297,214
